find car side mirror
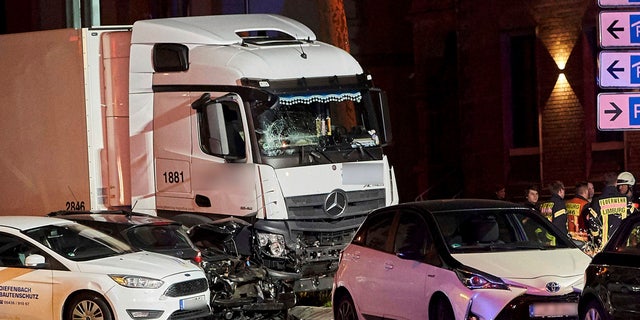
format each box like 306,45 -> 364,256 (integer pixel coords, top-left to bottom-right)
24,254 -> 48,268
396,246 -> 425,261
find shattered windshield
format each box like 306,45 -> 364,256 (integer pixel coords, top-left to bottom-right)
252,89 -> 384,162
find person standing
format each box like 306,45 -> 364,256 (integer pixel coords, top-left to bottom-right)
588,172 -> 628,249
616,171 -> 639,215
565,181 -> 589,241
587,181 -> 595,202
523,185 -> 540,211
494,185 -> 506,201
539,181 -> 568,234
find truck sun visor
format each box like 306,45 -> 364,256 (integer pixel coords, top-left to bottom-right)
278,91 -> 362,105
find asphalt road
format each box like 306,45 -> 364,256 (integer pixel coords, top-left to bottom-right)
288,306 -> 333,320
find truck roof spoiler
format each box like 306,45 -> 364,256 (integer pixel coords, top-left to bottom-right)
131,14 -> 316,46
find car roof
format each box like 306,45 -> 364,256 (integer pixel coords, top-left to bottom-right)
49,211 -> 180,226
0,216 -> 73,231
392,199 -> 526,213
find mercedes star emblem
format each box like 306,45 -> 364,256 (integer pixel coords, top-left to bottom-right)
324,189 -> 347,216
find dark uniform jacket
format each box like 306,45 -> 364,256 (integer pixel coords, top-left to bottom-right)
539,193 -> 567,234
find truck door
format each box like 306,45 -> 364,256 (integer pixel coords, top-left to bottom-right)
188,92 -> 259,217
0,233 -> 53,320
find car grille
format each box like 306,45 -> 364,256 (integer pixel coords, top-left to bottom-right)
495,292 -> 580,320
168,306 -> 211,319
164,278 -> 209,297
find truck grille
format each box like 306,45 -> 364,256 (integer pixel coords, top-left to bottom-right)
285,189 -> 385,220
300,229 -> 354,247
164,278 -> 209,297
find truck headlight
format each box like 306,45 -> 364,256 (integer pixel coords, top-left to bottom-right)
256,232 -> 287,258
110,275 -> 164,289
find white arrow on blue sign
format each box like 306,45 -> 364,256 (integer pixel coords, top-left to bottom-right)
598,51 -> 640,87
598,93 -> 640,130
599,11 -> 640,47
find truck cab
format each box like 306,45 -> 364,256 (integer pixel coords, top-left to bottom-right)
95,14 -> 398,291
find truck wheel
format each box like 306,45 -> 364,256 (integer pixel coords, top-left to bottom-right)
172,213 -> 213,227
65,292 -> 113,320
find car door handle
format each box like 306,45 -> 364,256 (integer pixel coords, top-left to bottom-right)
384,262 -> 394,270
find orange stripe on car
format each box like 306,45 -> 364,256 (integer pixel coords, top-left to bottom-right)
0,268 -> 34,284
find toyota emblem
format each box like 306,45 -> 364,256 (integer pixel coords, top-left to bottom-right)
545,282 -> 561,293
324,189 -> 347,216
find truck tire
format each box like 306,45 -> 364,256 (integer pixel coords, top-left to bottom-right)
172,213 -> 213,227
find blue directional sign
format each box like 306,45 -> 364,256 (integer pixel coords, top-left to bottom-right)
600,12 -> 640,47
598,93 -> 640,130
598,51 -> 640,87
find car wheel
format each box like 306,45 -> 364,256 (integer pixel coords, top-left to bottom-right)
65,292 -> 113,320
583,300 -> 610,320
334,293 -> 358,320
430,297 -> 455,320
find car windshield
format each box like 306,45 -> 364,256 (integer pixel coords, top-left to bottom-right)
432,208 -> 574,253
127,224 -> 195,251
24,222 -> 135,261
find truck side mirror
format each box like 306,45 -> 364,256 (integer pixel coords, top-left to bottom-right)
370,88 -> 392,146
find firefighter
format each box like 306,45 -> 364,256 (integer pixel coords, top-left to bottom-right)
616,171 -> 639,215
565,181 -> 589,242
588,172 -> 629,250
539,181 -> 567,234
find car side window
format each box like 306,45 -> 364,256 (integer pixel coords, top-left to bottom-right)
393,210 -> 441,266
353,211 -> 395,252
394,211 -> 429,255
616,222 -> 640,252
0,233 -> 45,267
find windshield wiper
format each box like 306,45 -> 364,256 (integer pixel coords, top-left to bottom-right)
342,141 -> 375,160
301,145 -> 333,164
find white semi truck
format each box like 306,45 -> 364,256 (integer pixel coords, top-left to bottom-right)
0,14 -> 397,291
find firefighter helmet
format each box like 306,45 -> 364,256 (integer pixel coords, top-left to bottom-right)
617,171 -> 636,186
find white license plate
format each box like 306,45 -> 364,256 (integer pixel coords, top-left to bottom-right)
179,295 -> 207,310
529,302 -> 578,317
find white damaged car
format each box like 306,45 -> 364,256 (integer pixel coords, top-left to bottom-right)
0,216 -> 210,320
332,199 -> 592,320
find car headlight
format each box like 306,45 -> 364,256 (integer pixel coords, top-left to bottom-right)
455,268 -> 509,290
256,232 -> 287,258
109,275 -> 164,289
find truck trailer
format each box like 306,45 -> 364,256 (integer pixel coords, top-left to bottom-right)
0,14 -> 397,291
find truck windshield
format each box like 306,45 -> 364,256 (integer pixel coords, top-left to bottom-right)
251,88 -> 386,165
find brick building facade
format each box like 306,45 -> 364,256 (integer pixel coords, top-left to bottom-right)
399,0 -> 640,201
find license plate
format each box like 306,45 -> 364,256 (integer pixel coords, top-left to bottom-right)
179,295 -> 207,310
529,302 -> 578,317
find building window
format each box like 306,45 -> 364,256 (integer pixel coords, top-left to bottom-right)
508,32 -> 539,149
